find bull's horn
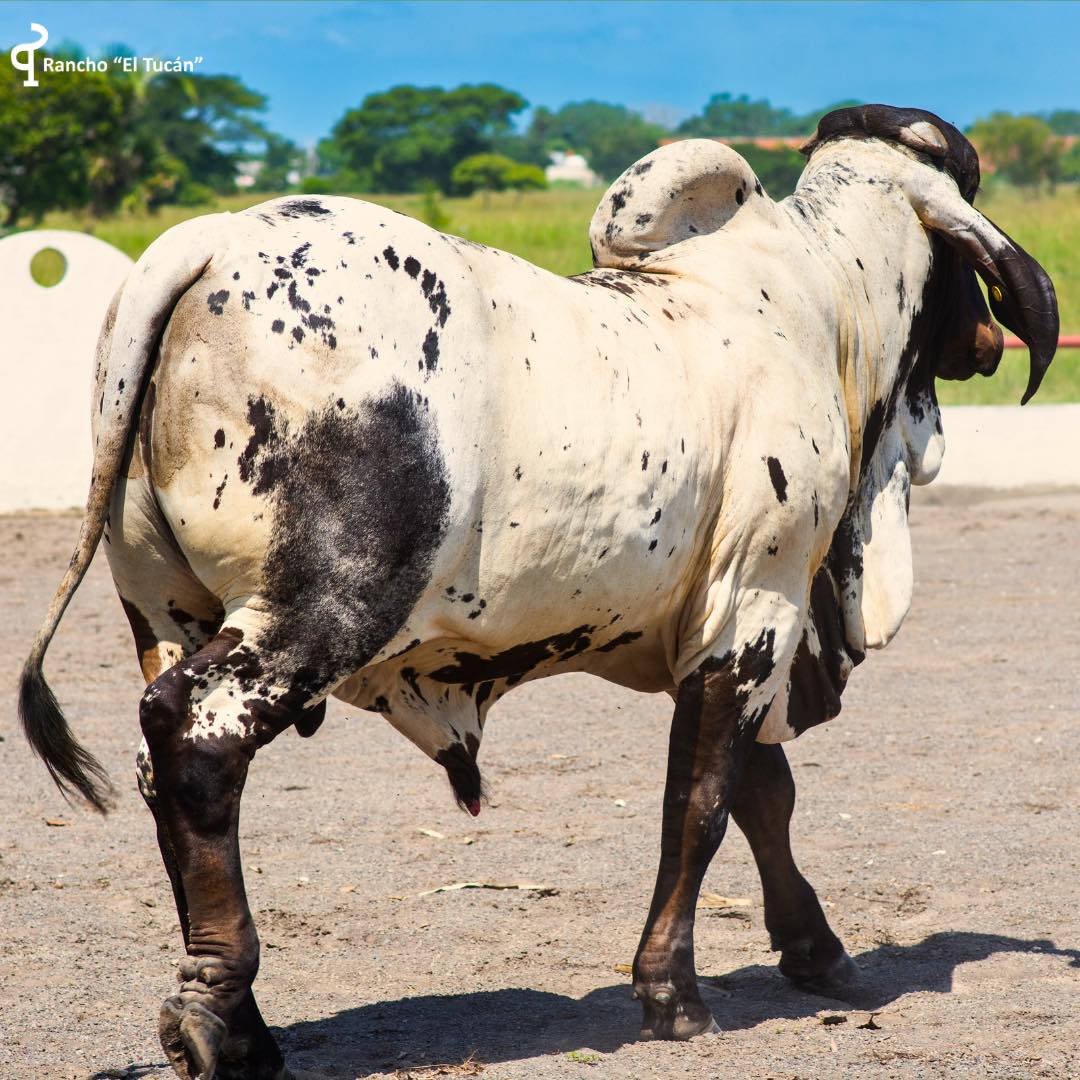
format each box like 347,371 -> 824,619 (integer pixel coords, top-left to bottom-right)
909,175 -> 1059,404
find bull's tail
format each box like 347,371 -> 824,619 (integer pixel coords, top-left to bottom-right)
19,213 -> 229,813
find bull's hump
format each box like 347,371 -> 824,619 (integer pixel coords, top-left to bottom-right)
590,140 -> 768,271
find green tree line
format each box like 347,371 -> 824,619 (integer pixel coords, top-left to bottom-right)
1,46 -> 1076,228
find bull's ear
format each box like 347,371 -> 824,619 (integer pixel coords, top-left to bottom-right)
906,172 -> 1059,403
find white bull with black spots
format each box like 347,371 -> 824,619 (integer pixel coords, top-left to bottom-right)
21,105 -> 1058,1079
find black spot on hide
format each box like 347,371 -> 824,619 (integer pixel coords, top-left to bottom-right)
278,199 -> 331,218
766,457 -> 788,503
596,630 -> 643,652
861,400 -> 887,475
422,329 -> 439,373
429,626 -> 595,688
207,290 -> 230,315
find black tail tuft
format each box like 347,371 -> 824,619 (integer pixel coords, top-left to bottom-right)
435,743 -> 487,813
19,660 -> 113,814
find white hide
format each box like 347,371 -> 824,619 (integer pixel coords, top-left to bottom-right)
78,135 -> 993,766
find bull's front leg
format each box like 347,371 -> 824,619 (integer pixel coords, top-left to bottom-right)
632,660 -> 766,1039
140,635 -> 303,1080
731,743 -> 857,993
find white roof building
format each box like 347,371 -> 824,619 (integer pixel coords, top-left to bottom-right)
545,150 -> 601,187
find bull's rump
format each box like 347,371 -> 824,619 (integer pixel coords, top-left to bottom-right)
136,201 -> 715,691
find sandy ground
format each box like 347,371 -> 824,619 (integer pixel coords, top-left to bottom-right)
1,490 -> 1078,1080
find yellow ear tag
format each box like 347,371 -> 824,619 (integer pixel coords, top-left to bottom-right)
991,284 -> 1004,303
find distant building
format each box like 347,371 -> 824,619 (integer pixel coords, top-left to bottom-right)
235,160 -> 262,189
545,150 -> 601,188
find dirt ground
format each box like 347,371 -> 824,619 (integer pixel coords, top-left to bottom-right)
1,489 -> 1077,1080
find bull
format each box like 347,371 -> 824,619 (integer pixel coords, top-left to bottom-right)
20,105 -> 1057,1079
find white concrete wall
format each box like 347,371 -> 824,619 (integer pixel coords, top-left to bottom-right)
935,404 -> 1080,489
0,230 -> 132,512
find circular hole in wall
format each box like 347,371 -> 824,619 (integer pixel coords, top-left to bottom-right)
30,247 -> 68,287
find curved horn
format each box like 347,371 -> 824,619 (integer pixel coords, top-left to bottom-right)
907,175 -> 1059,404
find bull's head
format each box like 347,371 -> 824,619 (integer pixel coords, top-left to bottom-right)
801,104 -> 1058,404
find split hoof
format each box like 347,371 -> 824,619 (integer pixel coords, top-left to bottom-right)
160,996 -> 227,1080
160,992 -> 292,1080
780,942 -> 860,997
636,984 -> 719,1041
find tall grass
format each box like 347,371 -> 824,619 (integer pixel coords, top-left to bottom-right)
39,188 -> 599,276
32,183 -> 1080,404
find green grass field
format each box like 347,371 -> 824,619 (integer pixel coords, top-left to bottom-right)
35,183 -> 1079,404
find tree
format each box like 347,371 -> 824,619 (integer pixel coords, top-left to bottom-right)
450,153 -> 546,195
133,71 -> 269,198
967,113 -> 1063,188
325,84 -> 527,192
735,145 -> 806,198
495,105 -> 563,167
518,101 -> 666,180
1042,110 -> 1080,135
677,94 -> 861,139
0,40 -> 274,224
0,52 -> 134,226
678,93 -> 800,137
1060,141 -> 1080,183
254,134 -> 304,193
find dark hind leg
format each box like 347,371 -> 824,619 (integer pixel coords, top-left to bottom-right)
119,583 -> 222,957
632,661 -> 770,1039
140,623 -> 318,1080
731,743 -> 856,993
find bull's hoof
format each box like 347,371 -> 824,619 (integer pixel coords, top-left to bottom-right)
160,996 -> 227,1080
779,939 -> 859,997
160,972 -> 292,1080
635,983 -> 719,1040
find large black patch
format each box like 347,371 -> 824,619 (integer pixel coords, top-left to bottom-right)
239,382 -> 451,693
429,626 -> 595,688
784,568 -> 860,736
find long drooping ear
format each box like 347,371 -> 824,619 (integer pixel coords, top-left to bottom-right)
905,170 -> 1059,403
801,104 -> 981,201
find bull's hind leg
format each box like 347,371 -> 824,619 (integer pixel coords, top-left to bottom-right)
140,618 -> 321,1080
110,519 -> 225,960
632,656 -> 772,1040
731,744 -> 857,993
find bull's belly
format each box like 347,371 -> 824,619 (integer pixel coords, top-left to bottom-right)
327,545 -> 690,766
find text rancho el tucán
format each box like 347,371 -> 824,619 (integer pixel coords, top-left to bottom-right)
43,55 -> 204,74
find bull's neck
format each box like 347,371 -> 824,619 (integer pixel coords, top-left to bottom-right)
786,142 -> 934,492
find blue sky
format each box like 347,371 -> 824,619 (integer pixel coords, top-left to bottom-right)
3,1 -> 1076,145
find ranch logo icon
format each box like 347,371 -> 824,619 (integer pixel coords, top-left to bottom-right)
10,22 -> 48,87
8,23 -> 204,84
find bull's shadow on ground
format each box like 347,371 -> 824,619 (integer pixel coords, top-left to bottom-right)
276,931 -> 1079,1075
